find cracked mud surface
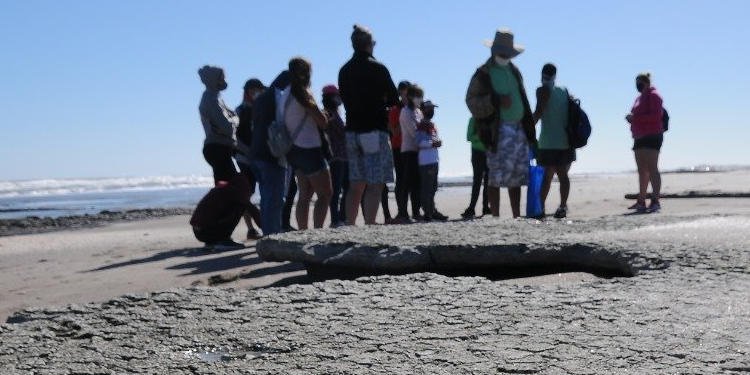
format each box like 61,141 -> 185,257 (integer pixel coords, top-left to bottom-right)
1,214 -> 749,374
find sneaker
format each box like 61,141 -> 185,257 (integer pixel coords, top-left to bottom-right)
481,207 -> 492,216
422,215 -> 432,223
207,239 -> 245,252
628,200 -> 645,210
246,229 -> 261,240
432,211 -> 448,221
282,225 -> 297,233
413,214 -> 425,222
461,208 -> 475,219
648,201 -> 661,213
395,215 -> 413,224
632,202 -> 648,213
553,206 -> 567,219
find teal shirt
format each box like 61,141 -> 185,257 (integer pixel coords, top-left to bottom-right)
488,63 -> 524,123
466,118 -> 486,151
538,86 -> 569,150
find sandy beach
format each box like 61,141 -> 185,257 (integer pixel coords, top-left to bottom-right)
1,170 -> 749,321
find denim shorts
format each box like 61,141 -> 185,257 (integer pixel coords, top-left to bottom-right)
287,145 -> 328,176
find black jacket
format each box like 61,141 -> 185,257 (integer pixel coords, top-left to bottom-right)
249,71 -> 290,163
338,51 -> 398,133
235,102 -> 254,148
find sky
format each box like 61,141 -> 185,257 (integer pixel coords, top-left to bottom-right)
0,0 -> 748,181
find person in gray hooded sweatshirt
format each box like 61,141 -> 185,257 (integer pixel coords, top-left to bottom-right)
198,65 -> 239,185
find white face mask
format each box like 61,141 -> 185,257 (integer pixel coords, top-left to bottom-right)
494,56 -> 511,66
412,97 -> 423,107
542,75 -> 555,88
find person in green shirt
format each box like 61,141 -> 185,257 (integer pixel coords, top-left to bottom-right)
461,118 -> 491,218
465,28 -> 536,218
532,63 -> 576,219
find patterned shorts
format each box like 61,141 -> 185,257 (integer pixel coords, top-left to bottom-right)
487,122 -> 529,188
346,130 -> 394,184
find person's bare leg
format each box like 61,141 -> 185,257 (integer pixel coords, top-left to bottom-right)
646,150 -> 661,202
508,187 -> 521,218
295,173 -> 313,230
362,183 -> 383,225
635,150 -> 650,202
488,186 -> 500,217
308,169 -> 333,228
558,164 -> 572,207
540,167 -> 555,212
346,182 -> 366,226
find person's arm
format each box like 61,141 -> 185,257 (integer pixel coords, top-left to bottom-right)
467,119 -> 474,142
208,96 -> 237,137
532,87 -> 550,125
466,69 -> 496,119
382,67 -> 399,107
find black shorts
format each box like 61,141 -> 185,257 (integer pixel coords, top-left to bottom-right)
633,134 -> 663,151
537,148 -> 576,167
237,162 -> 257,196
287,145 -> 328,176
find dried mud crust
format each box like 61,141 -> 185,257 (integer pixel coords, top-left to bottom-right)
1,214 -> 749,374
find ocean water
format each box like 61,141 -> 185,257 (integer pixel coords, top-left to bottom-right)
0,176 -> 214,219
0,175 -> 477,220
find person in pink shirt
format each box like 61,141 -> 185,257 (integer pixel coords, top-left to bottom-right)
625,72 -> 664,213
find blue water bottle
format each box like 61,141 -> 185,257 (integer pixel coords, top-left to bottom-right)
526,148 -> 545,218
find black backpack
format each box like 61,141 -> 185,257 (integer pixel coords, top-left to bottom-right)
662,108 -> 670,132
566,92 -> 592,149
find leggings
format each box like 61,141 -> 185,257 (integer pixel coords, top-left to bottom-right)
468,149 -> 489,212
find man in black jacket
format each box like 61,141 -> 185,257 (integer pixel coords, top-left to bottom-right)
235,78 -> 265,239
338,24 -> 399,225
248,71 -> 290,235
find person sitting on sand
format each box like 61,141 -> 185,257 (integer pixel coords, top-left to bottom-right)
626,72 -> 664,213
416,100 -> 447,221
532,63 -> 574,219
198,65 -> 239,186
190,174 -> 249,251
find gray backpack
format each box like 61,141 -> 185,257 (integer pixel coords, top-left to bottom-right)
267,94 -> 308,158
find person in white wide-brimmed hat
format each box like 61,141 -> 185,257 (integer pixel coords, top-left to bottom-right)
465,28 -> 537,219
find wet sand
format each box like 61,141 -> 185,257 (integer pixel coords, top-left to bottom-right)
1,170 -> 749,321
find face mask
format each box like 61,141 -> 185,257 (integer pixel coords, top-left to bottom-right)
333,96 -> 342,106
542,77 -> 555,88
494,56 -> 511,66
636,82 -> 645,92
218,81 -> 228,91
412,97 -> 423,107
252,91 -> 261,100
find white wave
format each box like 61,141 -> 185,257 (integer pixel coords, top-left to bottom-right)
0,175 -> 214,198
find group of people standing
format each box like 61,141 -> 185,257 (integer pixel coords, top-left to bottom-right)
190,26 -> 667,250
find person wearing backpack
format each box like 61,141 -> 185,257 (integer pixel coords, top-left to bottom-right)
247,71 -> 291,235
626,72 -> 664,213
532,63 -> 575,219
338,24 -> 399,225
465,28 -> 536,219
284,57 -> 331,230
198,65 -> 239,186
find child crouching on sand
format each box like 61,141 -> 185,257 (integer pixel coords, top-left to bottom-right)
416,100 -> 448,221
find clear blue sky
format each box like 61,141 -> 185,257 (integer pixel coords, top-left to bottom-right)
0,0 -> 747,180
